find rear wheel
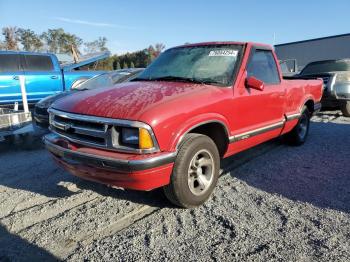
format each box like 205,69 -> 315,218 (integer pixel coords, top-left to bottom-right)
163,134 -> 220,208
285,106 -> 310,146
340,101 -> 350,117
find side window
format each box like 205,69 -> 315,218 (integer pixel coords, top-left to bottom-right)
0,54 -> 21,72
247,50 -> 280,84
24,55 -> 54,71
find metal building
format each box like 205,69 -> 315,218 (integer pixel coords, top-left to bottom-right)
274,33 -> 350,72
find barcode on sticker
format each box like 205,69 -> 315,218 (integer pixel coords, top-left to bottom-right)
209,50 -> 238,57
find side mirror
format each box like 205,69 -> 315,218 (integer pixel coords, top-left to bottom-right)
246,76 -> 264,91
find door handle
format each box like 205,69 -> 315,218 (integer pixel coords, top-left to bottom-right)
13,76 -> 19,80
50,75 -> 58,79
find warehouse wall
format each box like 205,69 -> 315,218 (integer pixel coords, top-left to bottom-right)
275,34 -> 350,71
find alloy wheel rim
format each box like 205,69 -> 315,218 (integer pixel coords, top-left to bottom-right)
187,149 -> 214,196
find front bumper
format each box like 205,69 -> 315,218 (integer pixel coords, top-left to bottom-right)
44,133 -> 176,190
333,83 -> 350,100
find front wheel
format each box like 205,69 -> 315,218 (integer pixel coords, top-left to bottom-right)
340,101 -> 350,117
163,134 -> 220,208
285,106 -> 310,146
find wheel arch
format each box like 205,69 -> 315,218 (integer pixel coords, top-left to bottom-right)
173,117 -> 230,157
303,98 -> 315,114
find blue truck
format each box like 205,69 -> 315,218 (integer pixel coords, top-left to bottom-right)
0,51 -> 109,105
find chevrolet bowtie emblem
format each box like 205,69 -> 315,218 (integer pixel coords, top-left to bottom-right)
63,124 -> 73,131
55,122 -> 73,131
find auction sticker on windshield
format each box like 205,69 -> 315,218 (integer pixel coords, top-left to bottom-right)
209,50 -> 238,57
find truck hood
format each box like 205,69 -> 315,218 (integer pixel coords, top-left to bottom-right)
51,81 -> 219,121
60,51 -> 110,71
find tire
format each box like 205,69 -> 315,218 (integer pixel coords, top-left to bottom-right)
340,101 -> 350,117
163,134 -> 220,208
285,106 -> 310,146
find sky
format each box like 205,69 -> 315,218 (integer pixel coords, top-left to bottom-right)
1,0 -> 349,55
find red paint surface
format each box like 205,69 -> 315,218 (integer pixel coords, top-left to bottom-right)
55,156 -> 173,191
49,42 -> 323,190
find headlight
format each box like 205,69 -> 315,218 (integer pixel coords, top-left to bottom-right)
121,128 -> 139,145
119,127 -> 154,150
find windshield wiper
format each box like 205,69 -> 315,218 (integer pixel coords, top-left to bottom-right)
196,79 -> 224,86
132,75 -> 223,86
131,77 -> 154,81
131,75 -> 200,83
151,76 -> 201,83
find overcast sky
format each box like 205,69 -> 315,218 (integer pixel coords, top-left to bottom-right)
1,0 -> 349,54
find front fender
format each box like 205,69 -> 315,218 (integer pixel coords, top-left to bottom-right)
167,113 -> 230,151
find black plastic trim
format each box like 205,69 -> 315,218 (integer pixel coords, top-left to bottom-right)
44,134 -> 176,172
229,121 -> 285,143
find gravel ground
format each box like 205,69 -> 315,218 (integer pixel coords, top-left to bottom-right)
0,110 -> 349,261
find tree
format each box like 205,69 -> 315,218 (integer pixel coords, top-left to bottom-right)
0,40 -> 5,50
41,28 -> 82,54
147,45 -> 156,63
41,28 -> 64,53
111,48 -> 155,69
84,37 -> 109,53
154,43 -> 165,56
17,28 -> 43,51
2,26 -> 19,50
60,33 -> 82,54
145,43 -> 165,65
130,61 -> 135,68
123,62 -> 128,69
133,50 -> 150,67
97,56 -> 114,70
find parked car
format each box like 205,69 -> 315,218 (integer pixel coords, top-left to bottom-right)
299,59 -> 350,116
34,68 -> 144,129
44,41 -> 323,208
0,51 -> 109,105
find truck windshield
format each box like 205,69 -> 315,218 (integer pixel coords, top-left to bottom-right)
301,60 -> 350,75
134,45 -> 242,86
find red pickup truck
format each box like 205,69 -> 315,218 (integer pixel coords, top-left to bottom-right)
44,42 -> 323,208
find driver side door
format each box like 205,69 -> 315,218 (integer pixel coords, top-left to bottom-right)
231,47 -> 285,143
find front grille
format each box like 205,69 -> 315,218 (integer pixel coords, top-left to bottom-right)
35,106 -> 48,116
50,112 -> 109,148
48,109 -> 159,154
54,115 -> 106,132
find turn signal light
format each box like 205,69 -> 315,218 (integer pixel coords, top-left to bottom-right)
139,128 -> 154,149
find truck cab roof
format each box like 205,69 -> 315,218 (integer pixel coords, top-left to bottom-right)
173,41 -> 273,50
0,50 -> 55,56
